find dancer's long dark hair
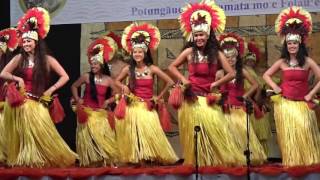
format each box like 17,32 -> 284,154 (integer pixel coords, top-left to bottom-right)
280,39 -> 308,67
128,49 -> 153,91
15,39 -> 50,96
234,55 -> 243,86
89,63 -> 112,102
183,29 -> 222,64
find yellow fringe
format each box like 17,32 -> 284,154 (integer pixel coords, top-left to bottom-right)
178,96 -> 246,167
273,96 -> 320,166
115,101 -> 178,164
76,107 -> 118,167
0,109 -> 6,163
4,99 -> 78,168
224,108 -> 267,165
251,112 -> 272,155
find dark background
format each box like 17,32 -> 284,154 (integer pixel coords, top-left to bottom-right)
0,1 -> 80,150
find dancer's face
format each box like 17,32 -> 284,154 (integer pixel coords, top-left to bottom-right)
132,47 -> 145,63
22,38 -> 36,53
194,31 -> 208,48
90,61 -> 102,74
287,40 -> 299,55
226,55 -> 237,66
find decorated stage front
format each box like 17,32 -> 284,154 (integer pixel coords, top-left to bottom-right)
1,164 -> 320,180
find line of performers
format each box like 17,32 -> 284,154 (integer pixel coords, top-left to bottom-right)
0,1 -> 319,168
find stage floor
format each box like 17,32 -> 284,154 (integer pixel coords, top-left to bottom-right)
1,164 -> 320,180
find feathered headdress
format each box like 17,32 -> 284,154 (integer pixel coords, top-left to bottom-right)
121,22 -> 160,53
87,36 -> 117,64
219,32 -> 244,57
275,6 -> 312,43
244,39 -> 261,63
17,7 -> 50,41
0,28 -> 19,53
179,0 -> 226,41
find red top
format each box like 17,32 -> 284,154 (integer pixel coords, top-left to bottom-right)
133,79 -> 153,99
83,83 -> 109,109
220,81 -> 244,106
23,67 -> 33,92
280,69 -> 309,101
188,63 -> 218,94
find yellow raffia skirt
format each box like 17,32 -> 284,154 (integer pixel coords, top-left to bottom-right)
224,108 -> 267,165
251,112 -> 272,155
76,107 -> 118,167
4,99 -> 78,168
273,96 -> 320,166
0,101 -> 6,163
178,96 -> 246,167
115,101 -> 178,165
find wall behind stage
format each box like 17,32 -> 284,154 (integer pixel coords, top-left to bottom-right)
80,13 -> 320,159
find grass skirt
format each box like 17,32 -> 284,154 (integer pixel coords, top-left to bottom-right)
273,96 -> 320,166
76,107 -> 118,166
115,101 -> 178,165
0,103 -> 6,163
251,112 -> 272,155
4,99 -> 77,168
224,108 -> 267,165
178,96 -> 246,166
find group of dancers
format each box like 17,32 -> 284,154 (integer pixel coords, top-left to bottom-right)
0,0 -> 319,168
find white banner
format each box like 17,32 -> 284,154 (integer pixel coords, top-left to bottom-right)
11,0 -> 320,26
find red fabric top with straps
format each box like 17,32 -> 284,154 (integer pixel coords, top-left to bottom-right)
188,63 -> 218,94
23,67 -> 33,92
220,81 -> 244,106
280,69 -> 309,101
83,83 -> 109,109
133,79 -> 153,99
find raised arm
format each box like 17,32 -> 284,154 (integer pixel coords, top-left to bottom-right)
0,54 -> 25,88
210,51 -> 235,90
262,60 -> 283,93
242,68 -> 258,98
150,65 -> 174,100
44,55 -> 70,96
305,58 -> 320,101
168,48 -> 192,85
115,65 -> 130,94
71,73 -> 88,104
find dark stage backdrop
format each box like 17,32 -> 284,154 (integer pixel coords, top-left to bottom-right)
0,1 -> 80,150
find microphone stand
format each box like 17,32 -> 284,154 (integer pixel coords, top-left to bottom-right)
243,98 -> 253,180
194,125 -> 201,180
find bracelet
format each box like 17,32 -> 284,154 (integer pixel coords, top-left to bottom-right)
53,84 -> 58,90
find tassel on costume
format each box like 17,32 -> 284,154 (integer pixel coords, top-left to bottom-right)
114,96 -> 127,119
77,104 -> 88,123
168,85 -> 184,109
158,102 -> 172,132
6,82 -> 25,107
49,95 -> 65,123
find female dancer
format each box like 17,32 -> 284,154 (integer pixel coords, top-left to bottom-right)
114,22 -> 178,165
243,40 -> 272,154
263,6 -> 320,166
0,7 -> 77,167
71,36 -> 118,166
217,33 -> 266,165
168,0 -> 245,166
0,28 -> 19,164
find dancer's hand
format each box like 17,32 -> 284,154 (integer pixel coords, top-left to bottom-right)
181,79 -> 191,88
121,85 -> 130,94
273,87 -> 282,94
210,82 -> 218,91
304,94 -> 312,102
16,77 -> 25,90
76,98 -> 84,105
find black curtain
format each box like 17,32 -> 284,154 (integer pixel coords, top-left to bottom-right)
1,2 -> 81,151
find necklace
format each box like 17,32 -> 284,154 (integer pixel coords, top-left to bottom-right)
27,59 -> 34,68
135,66 -> 150,78
288,60 -> 299,68
94,75 -> 102,83
197,50 -> 208,63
